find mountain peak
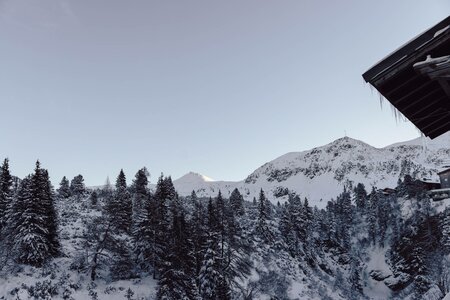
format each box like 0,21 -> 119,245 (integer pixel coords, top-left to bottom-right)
175,172 -> 215,183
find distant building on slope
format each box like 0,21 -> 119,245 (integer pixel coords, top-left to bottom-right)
439,168 -> 450,189
363,16 -> 450,139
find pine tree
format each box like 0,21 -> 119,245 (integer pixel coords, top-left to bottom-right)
10,175 -> 49,266
107,169 -> 132,232
255,189 -> 273,242
200,199 -> 223,300
337,189 -> 352,250
132,168 -> 149,222
151,174 -> 173,279
191,191 -> 207,291
367,187 -> 379,245
157,205 -> 198,299
41,168 -> 60,256
132,193 -> 155,273
353,183 -> 367,211
229,188 -> 244,216
199,242 -> 221,300
0,158 -> 13,238
57,176 -> 71,199
9,162 -> 59,266
442,207 -> 450,252
348,257 -> 363,300
90,190 -> 98,207
70,175 -> 86,199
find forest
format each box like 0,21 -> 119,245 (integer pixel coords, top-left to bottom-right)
1,158 -> 450,299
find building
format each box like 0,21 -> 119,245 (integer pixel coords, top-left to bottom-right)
419,179 -> 441,191
438,168 -> 450,189
363,16 -> 450,139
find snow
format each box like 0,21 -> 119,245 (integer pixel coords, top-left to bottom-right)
434,25 -> 450,37
170,133 -> 450,209
0,197 -> 158,299
413,54 -> 450,68
364,247 -> 393,300
443,291 -> 450,300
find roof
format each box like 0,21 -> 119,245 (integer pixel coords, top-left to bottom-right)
438,168 -> 450,175
363,16 -> 450,139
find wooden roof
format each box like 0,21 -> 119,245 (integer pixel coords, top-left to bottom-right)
363,16 -> 450,139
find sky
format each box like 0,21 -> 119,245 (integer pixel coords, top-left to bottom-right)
0,0 -> 449,186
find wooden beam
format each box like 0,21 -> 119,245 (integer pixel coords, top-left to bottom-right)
363,16 -> 450,82
438,79 -> 450,98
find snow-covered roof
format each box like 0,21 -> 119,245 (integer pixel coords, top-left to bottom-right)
438,168 -> 450,175
363,15 -> 450,139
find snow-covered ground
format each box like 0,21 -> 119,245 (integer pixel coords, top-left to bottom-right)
0,198 -> 158,299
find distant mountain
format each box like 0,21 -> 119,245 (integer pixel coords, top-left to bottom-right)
173,133 -> 450,208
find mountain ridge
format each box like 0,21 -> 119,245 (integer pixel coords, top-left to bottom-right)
173,133 -> 450,208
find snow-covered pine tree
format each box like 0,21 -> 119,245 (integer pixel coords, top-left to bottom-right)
0,158 -> 13,238
441,207 -> 450,252
110,169 -> 132,232
132,193 -> 155,273
41,169 -> 60,257
367,187 -> 379,245
215,191 -> 227,260
131,167 -> 149,223
279,202 -> 296,255
10,162 -> 59,266
90,190 -> 98,207
157,203 -> 198,299
199,242 -> 222,300
199,198 -> 223,300
70,175 -> 86,199
57,176 -> 71,199
152,174 -> 173,279
222,194 -> 252,290
190,190 -> 207,291
229,188 -> 244,216
337,189 -> 352,250
255,189 -> 273,242
353,183 -> 367,211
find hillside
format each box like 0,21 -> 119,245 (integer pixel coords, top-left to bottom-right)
173,133 -> 450,208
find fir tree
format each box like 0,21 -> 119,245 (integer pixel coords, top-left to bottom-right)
151,174 -> 173,279
367,187 -> 378,245
41,168 -> 60,256
90,190 -> 98,207
157,205 -> 198,299
132,193 -> 156,273
229,188 -> 244,216
107,169 -> 132,232
442,207 -> 450,253
0,158 -> 13,237
70,175 -> 86,198
57,176 -> 71,199
10,161 -> 59,266
255,189 -> 273,242
131,167 -> 149,223
353,183 -> 367,211
191,191 -> 207,291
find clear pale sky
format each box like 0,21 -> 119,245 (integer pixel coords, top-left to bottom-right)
0,1 -> 449,185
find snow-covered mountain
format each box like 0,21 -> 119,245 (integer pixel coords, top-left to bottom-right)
173,133 -> 450,208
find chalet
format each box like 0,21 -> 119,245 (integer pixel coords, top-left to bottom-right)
439,168 -> 450,189
419,179 -> 441,191
381,187 -> 396,196
363,16 -> 450,139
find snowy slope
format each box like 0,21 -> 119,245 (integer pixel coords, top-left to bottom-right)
173,133 -> 450,208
